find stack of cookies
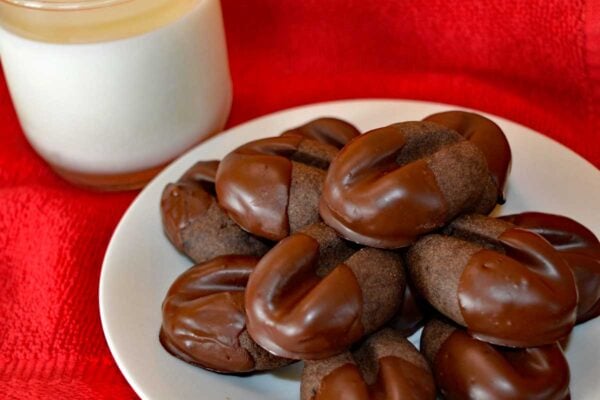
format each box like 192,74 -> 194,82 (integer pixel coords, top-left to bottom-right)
158,112 -> 600,400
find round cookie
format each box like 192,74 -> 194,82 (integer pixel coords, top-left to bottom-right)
245,222 -> 406,360
500,212 -> 600,323
160,255 -> 291,373
280,117 -> 360,148
319,121 -> 498,248
423,110 -> 511,201
406,214 -> 578,347
421,319 -> 570,400
161,161 -> 270,264
301,328 -> 435,400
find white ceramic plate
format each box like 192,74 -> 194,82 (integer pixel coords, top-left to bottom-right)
100,99 -> 600,400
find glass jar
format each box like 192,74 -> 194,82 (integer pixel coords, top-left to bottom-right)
0,0 -> 232,190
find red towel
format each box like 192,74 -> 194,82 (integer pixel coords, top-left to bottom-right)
1,1 -> 599,398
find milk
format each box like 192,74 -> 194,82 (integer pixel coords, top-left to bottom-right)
0,0 -> 231,181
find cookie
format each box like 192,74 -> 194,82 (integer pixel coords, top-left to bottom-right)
161,161 -> 270,263
407,214 -> 578,347
421,319 -> 570,400
319,121 -> 498,248
245,222 -> 405,360
216,136 -> 340,241
501,212 -> 600,323
160,255 -> 291,373
302,328 -> 435,400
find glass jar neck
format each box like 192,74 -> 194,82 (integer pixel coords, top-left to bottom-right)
0,0 -> 201,43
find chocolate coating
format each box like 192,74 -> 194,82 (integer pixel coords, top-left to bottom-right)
501,212 -> 600,323
424,110 -> 511,202
302,329 -> 435,400
161,161 -> 269,263
245,223 -> 405,360
216,136 -> 338,241
459,227 -> 577,347
319,121 -> 497,248
179,159 -> 220,184
407,215 -> 578,348
160,255 -> 290,373
162,161 -> 218,251
421,319 -> 570,400
281,117 -> 361,148
216,136 -> 299,241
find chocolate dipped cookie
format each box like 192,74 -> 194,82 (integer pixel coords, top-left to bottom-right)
423,110 -> 511,201
301,328 -> 435,400
319,121 -> 499,248
161,118 -> 359,261
407,214 -> 578,347
216,136 -> 340,241
500,212 -> 600,323
161,161 -> 270,263
421,319 -> 570,400
160,255 -> 291,373
245,222 -> 405,360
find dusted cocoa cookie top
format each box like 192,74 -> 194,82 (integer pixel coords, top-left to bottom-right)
407,214 -> 578,347
319,121 -> 498,249
245,223 -> 405,360
302,329 -> 435,400
424,110 -> 511,202
421,319 -> 570,400
161,161 -> 270,263
500,212 -> 600,323
160,255 -> 290,374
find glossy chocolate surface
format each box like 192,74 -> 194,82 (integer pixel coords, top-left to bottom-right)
161,161 -> 218,250
434,329 -> 570,400
501,212 -> 600,323
315,357 -> 435,400
319,125 -> 448,248
424,110 -> 511,201
245,233 -> 364,360
563,251 -> 600,323
216,119 -> 357,241
179,159 -> 219,184
316,363 -> 369,400
160,255 -> 260,373
281,117 -> 360,148
216,136 -> 301,241
501,212 -> 598,251
458,227 -> 578,347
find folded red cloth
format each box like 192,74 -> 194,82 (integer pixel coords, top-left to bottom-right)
1,1 -> 598,398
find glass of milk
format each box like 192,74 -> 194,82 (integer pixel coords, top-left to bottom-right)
0,0 -> 232,190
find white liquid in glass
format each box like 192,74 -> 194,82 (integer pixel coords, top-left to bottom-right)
0,0 -> 231,179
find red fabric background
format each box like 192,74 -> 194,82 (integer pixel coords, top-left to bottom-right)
1,1 -> 599,398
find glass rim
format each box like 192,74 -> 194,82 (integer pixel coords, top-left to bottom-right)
0,0 -> 133,11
